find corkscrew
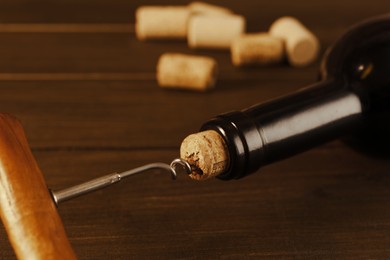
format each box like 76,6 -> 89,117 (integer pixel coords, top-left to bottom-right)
0,114 -> 199,259
51,158 -> 192,205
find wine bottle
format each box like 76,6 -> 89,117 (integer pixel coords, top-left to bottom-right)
180,14 -> 390,180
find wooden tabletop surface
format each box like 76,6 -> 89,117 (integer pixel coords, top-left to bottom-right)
1,1 -> 390,259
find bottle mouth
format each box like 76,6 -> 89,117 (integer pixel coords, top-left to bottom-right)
201,111 -> 265,180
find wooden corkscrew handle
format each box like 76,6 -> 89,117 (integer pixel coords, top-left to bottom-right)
0,114 -> 76,259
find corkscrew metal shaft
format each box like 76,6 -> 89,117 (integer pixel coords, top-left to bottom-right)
51,158 -> 191,206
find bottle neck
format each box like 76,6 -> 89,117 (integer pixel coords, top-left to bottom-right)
202,79 -> 364,180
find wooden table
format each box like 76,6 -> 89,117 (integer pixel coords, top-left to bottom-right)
1,1 -> 390,258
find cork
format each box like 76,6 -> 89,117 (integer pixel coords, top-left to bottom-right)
269,16 -> 319,67
180,130 -> 229,180
188,14 -> 246,49
231,33 -> 284,66
135,6 -> 191,40
157,53 -> 217,91
189,2 -> 233,16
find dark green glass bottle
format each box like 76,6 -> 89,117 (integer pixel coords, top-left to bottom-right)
200,14 -> 390,179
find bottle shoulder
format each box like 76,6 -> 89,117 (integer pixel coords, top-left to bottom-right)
321,14 -> 390,79
320,15 -> 390,112
320,15 -> 390,153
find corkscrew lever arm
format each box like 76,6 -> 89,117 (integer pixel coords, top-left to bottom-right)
51,158 -> 192,206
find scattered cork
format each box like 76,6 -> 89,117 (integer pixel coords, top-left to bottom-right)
269,16 -> 319,67
188,14 -> 246,49
157,53 -> 217,91
189,2 -> 233,16
231,33 -> 284,66
180,130 -> 229,180
135,6 -> 191,40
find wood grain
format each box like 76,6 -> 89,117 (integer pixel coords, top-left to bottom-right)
0,114 -> 75,259
0,0 -> 390,259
